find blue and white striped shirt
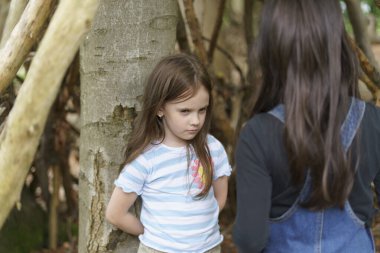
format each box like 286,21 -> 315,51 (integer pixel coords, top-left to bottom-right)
115,134 -> 232,253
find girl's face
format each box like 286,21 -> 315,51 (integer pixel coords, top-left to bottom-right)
158,85 -> 209,147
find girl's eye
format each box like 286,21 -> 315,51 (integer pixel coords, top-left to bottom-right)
200,107 -> 207,113
180,109 -> 190,113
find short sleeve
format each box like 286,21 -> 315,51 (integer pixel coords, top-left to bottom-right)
208,135 -> 232,180
114,155 -> 151,195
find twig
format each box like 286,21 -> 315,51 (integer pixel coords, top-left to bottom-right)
182,0 -> 208,65
349,37 -> 380,90
243,0 -> 254,50
202,36 -> 246,85
208,0 -> 226,63
176,7 -> 191,54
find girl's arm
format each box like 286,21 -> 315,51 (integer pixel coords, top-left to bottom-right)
213,176 -> 228,211
105,187 -> 144,235
233,117 -> 271,253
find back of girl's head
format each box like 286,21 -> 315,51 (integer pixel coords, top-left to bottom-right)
253,0 -> 358,113
251,0 -> 359,209
124,53 -> 213,166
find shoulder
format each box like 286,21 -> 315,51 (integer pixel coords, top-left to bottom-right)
363,101 -> 380,120
361,101 -> 380,134
139,143 -> 169,160
207,134 -> 226,150
240,112 -> 282,138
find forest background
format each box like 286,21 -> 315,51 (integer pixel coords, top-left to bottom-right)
0,0 -> 380,252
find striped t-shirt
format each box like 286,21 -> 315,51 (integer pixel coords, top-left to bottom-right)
114,134 -> 232,253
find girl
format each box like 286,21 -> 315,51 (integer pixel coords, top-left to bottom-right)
106,54 -> 231,253
233,0 -> 380,252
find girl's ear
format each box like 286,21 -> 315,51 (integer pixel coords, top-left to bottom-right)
157,108 -> 164,118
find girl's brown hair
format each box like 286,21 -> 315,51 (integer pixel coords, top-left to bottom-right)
123,53 -> 214,197
251,0 -> 359,209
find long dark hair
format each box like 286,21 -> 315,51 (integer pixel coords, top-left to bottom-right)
251,0 -> 359,209
123,53 -> 214,198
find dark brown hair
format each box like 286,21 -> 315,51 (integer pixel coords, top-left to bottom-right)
123,53 -> 214,197
251,0 -> 359,209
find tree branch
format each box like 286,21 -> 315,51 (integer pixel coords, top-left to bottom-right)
202,36 -> 245,86
344,0 -> 379,70
351,37 -> 380,90
176,7 -> 191,54
0,0 -> 56,94
0,0 -> 99,229
0,0 -> 28,48
243,0 -> 254,51
207,0 -> 226,63
182,0 -> 208,65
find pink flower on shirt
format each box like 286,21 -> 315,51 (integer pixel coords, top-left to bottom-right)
191,159 -> 205,189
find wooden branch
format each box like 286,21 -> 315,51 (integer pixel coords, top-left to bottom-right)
176,7 -> 191,54
202,36 -> 246,85
359,72 -> 379,94
0,0 -> 99,229
207,0 -> 226,63
182,0 -> 208,65
0,0 -> 11,41
375,0 -> 380,10
351,37 -> 380,90
49,165 -> 60,249
0,0 -> 56,94
0,0 -> 28,48
344,0 -> 379,70
375,90 -> 380,106
243,0 -> 254,51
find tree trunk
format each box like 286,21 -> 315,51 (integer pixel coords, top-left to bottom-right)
79,1 -> 178,252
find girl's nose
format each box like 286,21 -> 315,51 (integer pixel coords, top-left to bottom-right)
190,113 -> 200,126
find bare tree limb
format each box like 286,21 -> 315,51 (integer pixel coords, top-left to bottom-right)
243,0 -> 254,51
0,0 -> 28,48
207,0 -> 226,63
182,0 -> 208,65
176,7 -> 191,54
375,0 -> 380,9
202,36 -> 245,85
0,0 -> 99,229
344,0 -> 379,70
0,0 -> 56,94
0,0 -> 11,41
351,37 -> 380,90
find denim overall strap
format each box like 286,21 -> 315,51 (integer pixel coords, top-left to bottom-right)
266,98 -> 372,253
340,98 -> 366,152
268,98 -> 365,149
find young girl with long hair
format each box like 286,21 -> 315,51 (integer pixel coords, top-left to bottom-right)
106,54 -> 231,253
233,0 -> 380,252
